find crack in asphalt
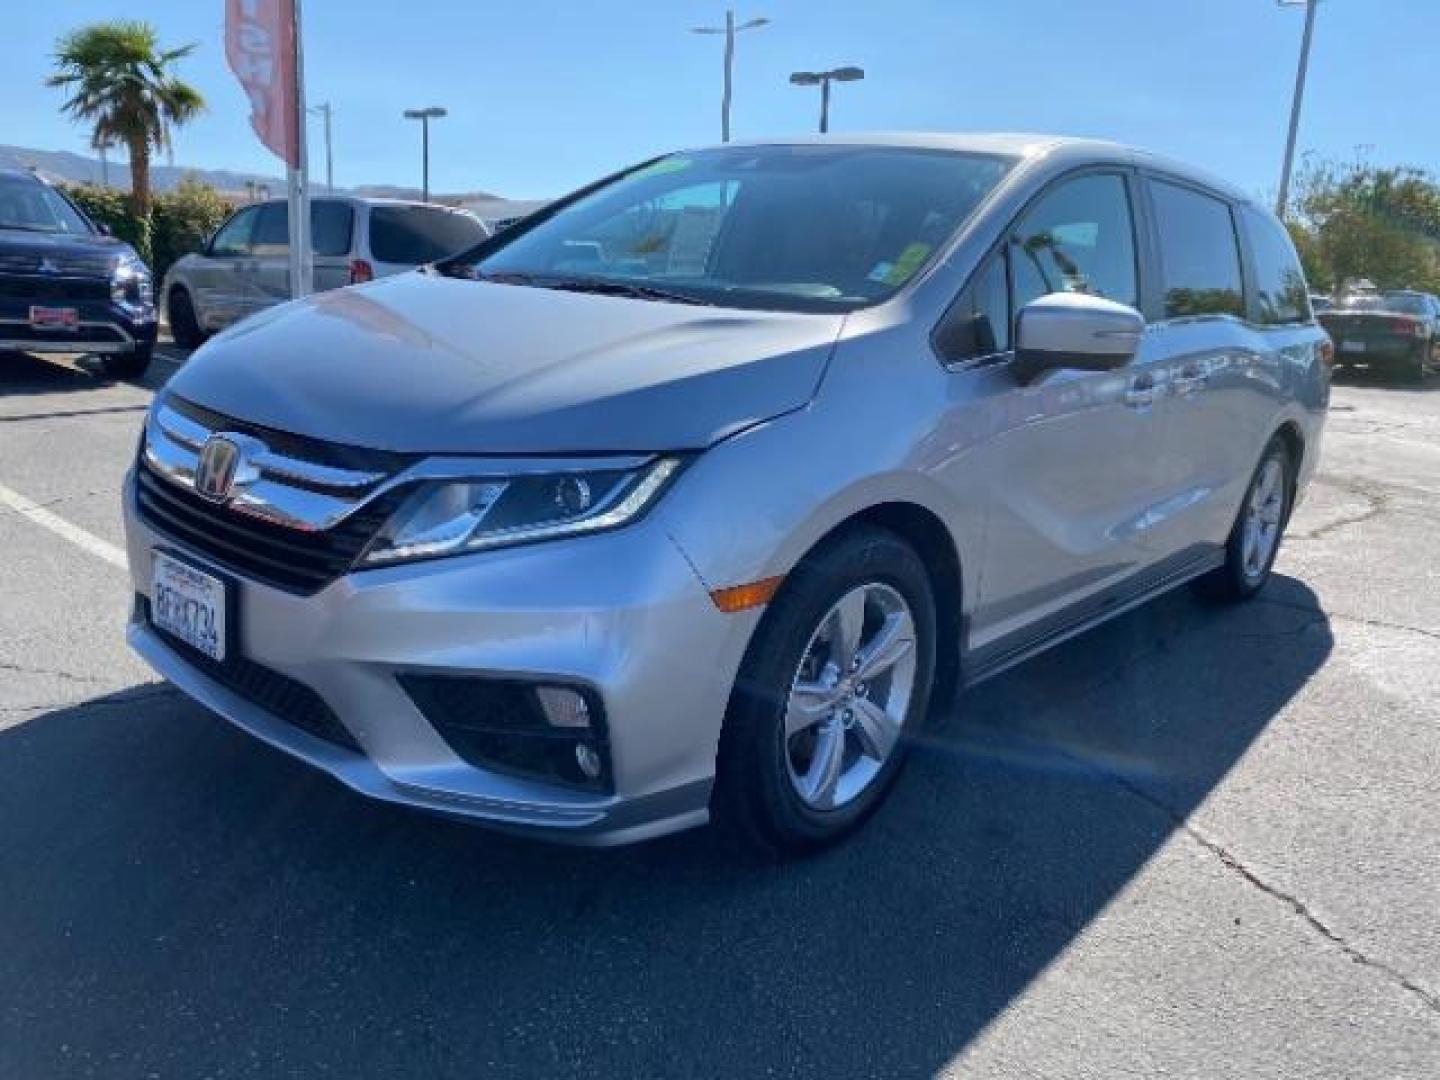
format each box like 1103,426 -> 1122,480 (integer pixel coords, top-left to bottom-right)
1052,745 -> 1440,1019
0,488 -> 113,520
0,403 -> 148,424
0,659 -> 113,686
1258,597 -> 1440,647
1296,483 -> 1390,541
1,682 -> 177,723
975,592 -> 1440,1020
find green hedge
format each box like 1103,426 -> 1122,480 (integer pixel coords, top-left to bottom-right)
63,178 -> 236,284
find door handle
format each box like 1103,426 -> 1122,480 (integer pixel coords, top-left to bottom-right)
1124,373 -> 1157,408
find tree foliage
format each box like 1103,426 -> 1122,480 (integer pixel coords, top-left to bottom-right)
1287,157 -> 1440,295
47,21 -> 204,220
64,177 -> 234,282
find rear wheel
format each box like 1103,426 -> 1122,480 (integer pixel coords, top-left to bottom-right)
1194,437 -> 1293,603
167,286 -> 205,349
712,526 -> 937,857
100,342 -> 153,381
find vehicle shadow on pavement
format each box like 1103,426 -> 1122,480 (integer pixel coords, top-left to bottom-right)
0,349 -> 172,402
0,576 -> 1332,1079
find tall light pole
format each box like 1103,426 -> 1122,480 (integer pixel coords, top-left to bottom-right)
691,11 -> 770,142
308,102 -> 334,192
403,106 -> 447,203
1276,0 -> 1321,218
789,67 -> 865,134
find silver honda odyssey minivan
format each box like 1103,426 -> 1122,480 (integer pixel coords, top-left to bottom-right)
124,134 -> 1329,853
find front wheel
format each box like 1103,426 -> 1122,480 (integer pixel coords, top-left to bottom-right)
1194,437 -> 1293,603
712,526 -> 937,856
167,287 -> 205,349
100,342 -> 153,381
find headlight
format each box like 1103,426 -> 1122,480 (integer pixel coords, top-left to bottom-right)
359,457 -> 686,566
111,253 -> 153,306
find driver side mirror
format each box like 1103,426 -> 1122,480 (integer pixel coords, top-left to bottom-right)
1013,292 -> 1143,384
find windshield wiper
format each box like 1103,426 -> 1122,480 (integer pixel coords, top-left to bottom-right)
476,271 -> 713,306
0,224 -> 64,234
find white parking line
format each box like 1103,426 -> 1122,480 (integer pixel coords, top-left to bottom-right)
0,482 -> 127,570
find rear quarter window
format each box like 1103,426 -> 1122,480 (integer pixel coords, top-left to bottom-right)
1243,207 -> 1311,325
368,207 -> 488,265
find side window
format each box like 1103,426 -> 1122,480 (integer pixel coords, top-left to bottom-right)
1243,207 -> 1311,325
311,201 -> 355,257
251,203 -> 289,257
1150,180 -> 1245,320
209,207 -> 258,257
1011,173 -> 1138,312
938,251 -> 1010,362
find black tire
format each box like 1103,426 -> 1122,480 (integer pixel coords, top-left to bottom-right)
168,286 -> 205,349
1405,347 -> 1427,385
100,342 -> 153,381
711,525 -> 937,857
1193,437 -> 1294,604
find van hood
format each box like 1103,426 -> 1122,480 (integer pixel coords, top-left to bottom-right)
167,272 -> 845,455
0,228 -> 131,270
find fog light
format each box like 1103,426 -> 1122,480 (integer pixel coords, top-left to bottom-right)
536,686 -> 591,728
574,741 -> 603,780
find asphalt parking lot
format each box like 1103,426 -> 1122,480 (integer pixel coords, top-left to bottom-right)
1,350 -> 1437,1078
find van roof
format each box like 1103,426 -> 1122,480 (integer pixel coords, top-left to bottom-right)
707,132 -> 1254,206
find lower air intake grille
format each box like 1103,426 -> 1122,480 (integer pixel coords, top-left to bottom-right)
140,596 -> 361,753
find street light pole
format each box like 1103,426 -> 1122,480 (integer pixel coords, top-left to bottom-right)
402,107 -> 447,203
1277,0 -> 1321,218
789,67 -> 865,134
308,102 -> 334,192
691,11 -> 770,143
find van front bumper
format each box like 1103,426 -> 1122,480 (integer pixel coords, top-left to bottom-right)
122,478 -> 758,846
0,297 -> 156,355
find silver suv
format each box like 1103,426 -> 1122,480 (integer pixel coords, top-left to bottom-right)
160,196 -> 488,347
124,135 -> 1329,853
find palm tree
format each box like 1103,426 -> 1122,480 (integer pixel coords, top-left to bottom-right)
48,21 -> 204,219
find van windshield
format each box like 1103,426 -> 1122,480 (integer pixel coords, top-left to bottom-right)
0,175 -> 92,235
443,145 -> 1016,312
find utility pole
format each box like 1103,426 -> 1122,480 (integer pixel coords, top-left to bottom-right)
309,102 -> 334,192
789,66 -> 865,134
403,107 -> 447,203
1276,0 -> 1321,218
691,11 -> 770,143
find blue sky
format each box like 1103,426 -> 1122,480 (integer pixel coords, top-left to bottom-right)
7,1 -> 1436,200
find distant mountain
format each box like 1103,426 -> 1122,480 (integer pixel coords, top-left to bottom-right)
351,184 -> 501,205
0,144 -> 282,196
0,145 -> 500,204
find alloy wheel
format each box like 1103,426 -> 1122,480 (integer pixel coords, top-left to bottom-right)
1241,457 -> 1286,582
782,582 -> 917,810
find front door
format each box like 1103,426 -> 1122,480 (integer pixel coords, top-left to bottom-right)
952,172 -> 1168,658
187,205 -> 260,330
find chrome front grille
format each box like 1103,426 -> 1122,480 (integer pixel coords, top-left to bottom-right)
0,251 -> 113,277
136,396 -> 415,594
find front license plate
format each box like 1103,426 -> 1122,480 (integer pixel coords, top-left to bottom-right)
151,552 -> 227,662
1342,340 -> 1367,354
29,305 -> 79,331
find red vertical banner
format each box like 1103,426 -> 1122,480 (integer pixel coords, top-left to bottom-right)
225,0 -> 299,167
